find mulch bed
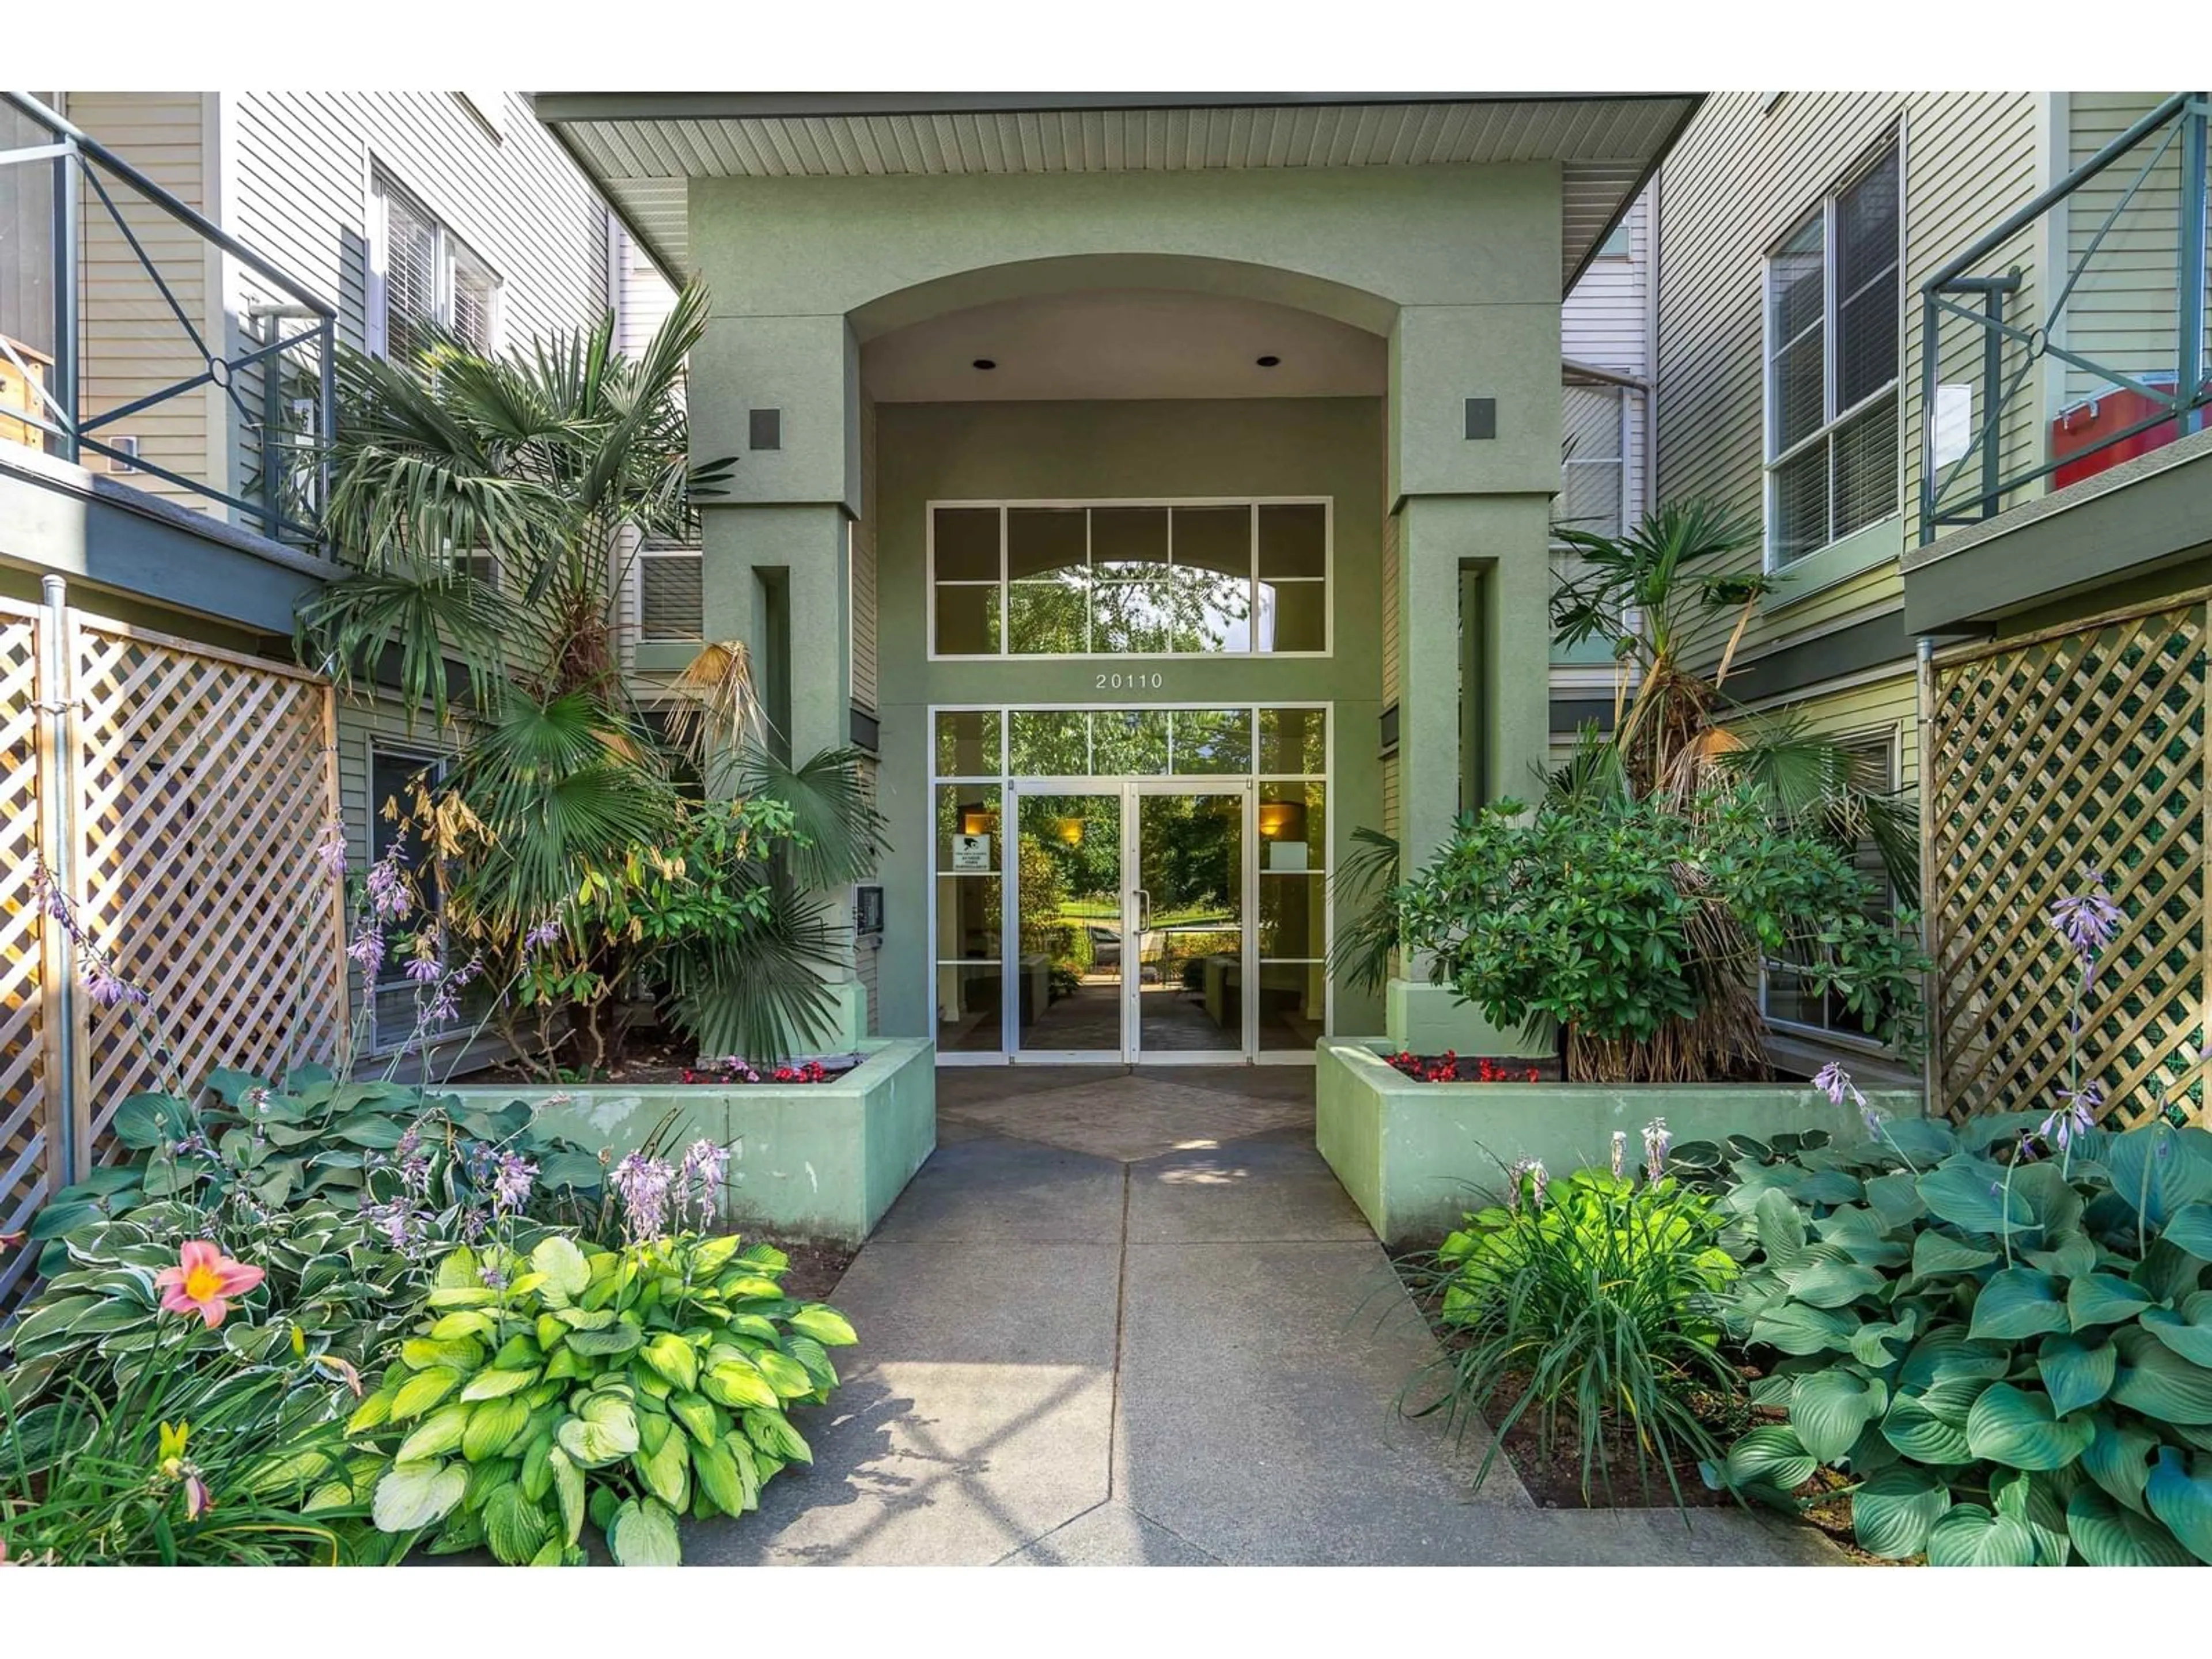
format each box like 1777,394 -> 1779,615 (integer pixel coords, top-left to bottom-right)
773,1237 -> 858,1305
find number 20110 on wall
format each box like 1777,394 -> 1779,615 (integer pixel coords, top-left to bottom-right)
1094,671 -> 1165,691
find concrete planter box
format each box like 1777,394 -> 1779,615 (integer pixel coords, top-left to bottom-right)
448,1037 -> 935,1246
1316,1039 -> 1921,1248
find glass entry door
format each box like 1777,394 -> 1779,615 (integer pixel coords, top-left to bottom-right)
1006,780 -> 1252,1062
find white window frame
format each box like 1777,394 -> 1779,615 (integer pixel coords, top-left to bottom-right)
1761,135 -> 1904,572
1759,721 -> 1904,1050
926,497 -> 1333,661
635,542 -> 705,643
366,169 -> 502,359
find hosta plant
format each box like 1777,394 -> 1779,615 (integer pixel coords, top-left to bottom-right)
339,1232 -> 856,1565
1705,1110 -> 2212,1565
1403,1135 -> 1745,1506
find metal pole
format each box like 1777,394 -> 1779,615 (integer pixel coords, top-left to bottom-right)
35,575 -> 82,1184
1982,283 -> 2005,519
260,317 -> 281,535
319,316 -> 337,547
50,146 -> 78,463
1920,287 -> 1940,543
2179,96 -> 2208,438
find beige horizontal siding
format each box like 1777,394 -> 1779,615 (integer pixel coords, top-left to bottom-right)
2061,94 -> 2190,408
1656,92 -> 2044,673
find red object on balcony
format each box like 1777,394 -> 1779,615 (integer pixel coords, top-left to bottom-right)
2051,373 -> 2194,489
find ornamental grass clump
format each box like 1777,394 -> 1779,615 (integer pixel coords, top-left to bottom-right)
1402,1132 -> 1744,1508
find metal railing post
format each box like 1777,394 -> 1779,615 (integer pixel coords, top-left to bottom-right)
49,146 -> 78,463
319,316 -> 337,548
2180,96 -> 2208,437
1919,287 -> 1940,544
1982,282 -> 2006,519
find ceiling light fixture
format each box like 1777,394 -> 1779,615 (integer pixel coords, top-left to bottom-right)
1256,355 -> 1281,368
972,358 -> 997,370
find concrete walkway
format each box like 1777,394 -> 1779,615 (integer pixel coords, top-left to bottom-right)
688,1067 -> 1839,1567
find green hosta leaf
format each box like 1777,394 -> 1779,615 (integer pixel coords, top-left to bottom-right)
1722,1425 -> 1818,1493
752,1347 -> 816,1399
641,1333 -> 700,1393
554,1307 -> 618,1331
2066,1487 -> 2196,1566
1781,1257 -> 1887,1309
1969,1268 -> 2069,1341
2110,1325 -> 2212,1424
1908,1230 -> 2000,1284
1753,1188 -> 1812,1270
786,1304 -> 859,1346
390,1366 -> 464,1421
693,1440 -> 747,1516
1789,1370 -> 1889,1463
109,1091 -> 194,1150
531,1235 -> 591,1304
2143,1446 -> 2212,1565
1851,1464 -> 1952,1559
1883,1396 -> 1972,1465
556,1400 -> 640,1468
402,1335 -> 486,1372
2022,1229 -> 2098,1281
2036,1334 -> 2118,1417
785,1334 -> 839,1392
608,1496 -> 683,1567
1863,1172 -> 1926,1231
2081,1414 -> 2159,1513
632,1425 -> 691,1510
347,1389 -> 397,1435
2165,1203 -> 2212,1262
1964,1383 -> 2093,1472
537,1151 -> 606,1191
462,1395 -> 532,1463
703,1360 -> 781,1411
1849,1309 -> 1922,1368
669,1391 -> 721,1445
1925,1503 -> 2039,1566
2103,1124 -> 2212,1229
520,1433 -> 554,1501
1795,1171 -> 1865,1206
1880,1118 -> 1958,1165
1897,1328 -> 2009,1393
1752,1300 -> 1859,1357
395,1402 -> 473,1465
483,1484 -> 555,1566
372,1459 -> 468,1532
550,1447 -> 586,1546
429,1309 -> 496,1342
566,1323 -> 645,1357
2068,1273 -> 2157,1331
1990,1467 -> 2073,1566
2139,1291 -> 2212,1367
742,1407 -> 813,1466
1918,1156 -> 2033,1237
460,1366 -> 537,1402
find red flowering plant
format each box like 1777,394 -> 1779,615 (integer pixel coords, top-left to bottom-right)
1385,1050 -> 1545,1085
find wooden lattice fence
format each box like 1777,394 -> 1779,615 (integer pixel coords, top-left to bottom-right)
1925,593 -> 2209,1127
0,596 -> 345,1304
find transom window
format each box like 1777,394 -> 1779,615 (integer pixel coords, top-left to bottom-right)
1764,141 -> 1901,568
930,499 -> 1330,657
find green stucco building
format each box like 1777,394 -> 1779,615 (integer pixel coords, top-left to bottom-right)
538,92 -> 1696,1065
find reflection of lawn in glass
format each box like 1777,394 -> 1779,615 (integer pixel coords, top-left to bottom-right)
1052,899 -> 1233,927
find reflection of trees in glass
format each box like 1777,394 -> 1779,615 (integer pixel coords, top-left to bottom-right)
1005,567 -> 1253,654
1141,796 -> 1237,917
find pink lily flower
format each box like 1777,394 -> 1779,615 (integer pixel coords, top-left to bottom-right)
154,1240 -> 265,1328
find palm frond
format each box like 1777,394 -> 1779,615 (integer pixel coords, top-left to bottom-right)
1327,826 -> 1401,995
663,642 -> 765,783
294,566 -> 506,726
664,878 -> 850,1061
740,745 -> 887,892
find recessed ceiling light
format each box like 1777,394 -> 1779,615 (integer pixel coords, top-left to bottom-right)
972,358 -> 997,370
1256,355 -> 1281,368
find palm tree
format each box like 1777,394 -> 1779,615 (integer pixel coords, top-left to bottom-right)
299,284 -> 882,1071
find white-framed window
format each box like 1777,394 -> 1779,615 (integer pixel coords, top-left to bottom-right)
1762,725 -> 1903,1044
1763,139 -> 1902,568
929,498 -> 1331,659
365,742 -> 452,1052
369,171 -> 500,360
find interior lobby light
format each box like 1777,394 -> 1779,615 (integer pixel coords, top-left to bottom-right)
1256,800 -> 1302,840
960,805 -> 995,835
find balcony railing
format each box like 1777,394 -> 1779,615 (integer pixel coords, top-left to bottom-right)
0,91 -> 336,546
1921,92 -> 2209,543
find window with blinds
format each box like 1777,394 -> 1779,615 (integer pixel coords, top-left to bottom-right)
638,546 -> 703,641
1763,727 -> 1904,1041
372,172 -> 500,360
1764,141 -> 1901,568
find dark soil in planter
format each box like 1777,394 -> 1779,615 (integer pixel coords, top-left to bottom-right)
465,1033 -> 859,1089
775,1237 -> 858,1304
1383,1051 -> 1565,1084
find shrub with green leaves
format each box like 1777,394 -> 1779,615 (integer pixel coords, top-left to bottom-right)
1404,1149 -> 1744,1505
338,1232 -> 856,1565
1706,1113 -> 2212,1566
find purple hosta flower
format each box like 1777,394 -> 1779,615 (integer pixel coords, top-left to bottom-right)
461,1208 -> 489,1242
524,918 -> 562,954
365,851 -> 412,925
404,950 -> 443,987
2050,869 -> 2123,969
425,982 -> 461,1028
609,1152 -> 675,1242
1642,1117 -> 1672,1183
361,1197 -> 418,1252
678,1139 -> 729,1229
492,1151 -> 537,1217
2040,1082 -> 2103,1153
2015,1131 -> 2040,1165
82,961 -> 145,1009
347,926 -> 387,978
315,819 -> 347,880
479,1260 -> 509,1291
1609,1130 -> 1627,1181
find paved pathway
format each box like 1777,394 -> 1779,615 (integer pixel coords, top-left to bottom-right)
688,1068 -> 1839,1567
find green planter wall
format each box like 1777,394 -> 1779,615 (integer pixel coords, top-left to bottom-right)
1316,1039 -> 1921,1247
449,1037 -> 935,1245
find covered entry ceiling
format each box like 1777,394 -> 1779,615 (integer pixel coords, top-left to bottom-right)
863,288 -> 1387,403
533,91 -> 1701,294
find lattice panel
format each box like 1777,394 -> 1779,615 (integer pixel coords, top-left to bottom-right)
71,621 -> 344,1143
1929,601 -> 2209,1126
0,613 -> 46,1305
